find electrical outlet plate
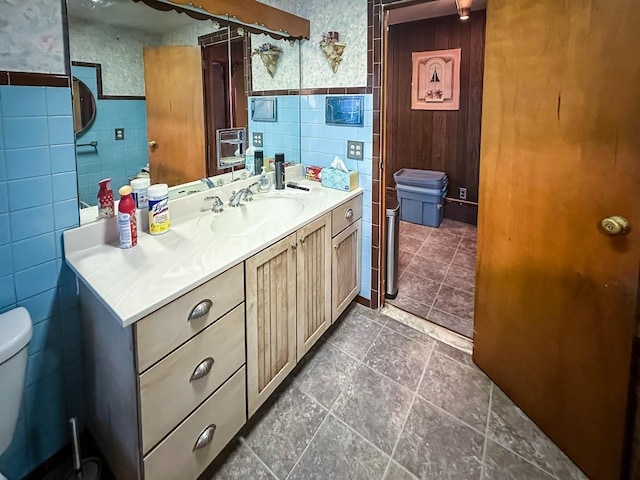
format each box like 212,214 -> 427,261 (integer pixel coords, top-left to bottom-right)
253,132 -> 263,147
459,187 -> 467,200
115,128 -> 125,140
347,140 -> 364,160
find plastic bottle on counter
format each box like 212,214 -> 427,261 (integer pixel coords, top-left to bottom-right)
130,177 -> 151,210
97,178 -> 115,219
257,166 -> 272,193
117,186 -> 137,249
147,183 -> 170,235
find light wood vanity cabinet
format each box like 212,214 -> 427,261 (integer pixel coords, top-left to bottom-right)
245,213 -> 332,416
332,219 -> 362,322
246,195 -> 362,415
296,214 -> 332,360
245,232 -> 298,416
80,265 -> 247,480
79,193 -> 362,479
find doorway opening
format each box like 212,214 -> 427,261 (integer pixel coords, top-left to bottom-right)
381,7 -> 486,340
200,29 -> 248,177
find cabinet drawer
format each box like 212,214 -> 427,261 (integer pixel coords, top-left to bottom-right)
331,194 -> 363,237
143,367 -> 246,480
139,304 -> 245,454
136,263 -> 244,372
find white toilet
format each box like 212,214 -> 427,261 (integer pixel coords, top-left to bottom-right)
0,307 -> 33,480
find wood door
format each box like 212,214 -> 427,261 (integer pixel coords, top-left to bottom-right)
475,1 -> 640,479
246,234 -> 297,417
332,219 -> 362,322
143,46 -> 206,186
296,214 -> 332,361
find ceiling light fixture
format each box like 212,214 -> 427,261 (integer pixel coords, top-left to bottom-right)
456,0 -> 471,21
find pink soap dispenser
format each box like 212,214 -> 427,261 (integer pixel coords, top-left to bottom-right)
97,178 -> 115,219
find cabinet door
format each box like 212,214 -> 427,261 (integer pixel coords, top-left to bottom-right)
296,213 -> 332,361
246,234 -> 297,416
331,219 -> 362,322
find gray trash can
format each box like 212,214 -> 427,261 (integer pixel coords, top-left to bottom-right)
394,168 -> 448,227
385,203 -> 400,299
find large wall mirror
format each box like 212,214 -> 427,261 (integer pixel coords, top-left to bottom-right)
67,0 -> 302,220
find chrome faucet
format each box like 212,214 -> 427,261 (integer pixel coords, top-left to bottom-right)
201,177 -> 215,189
204,195 -> 224,213
229,182 -> 259,207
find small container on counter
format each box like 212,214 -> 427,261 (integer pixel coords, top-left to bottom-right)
274,153 -> 285,190
254,150 -> 264,176
147,183 -> 170,235
117,186 -> 137,249
97,178 -> 115,219
130,177 -> 151,210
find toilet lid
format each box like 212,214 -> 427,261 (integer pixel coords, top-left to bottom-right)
0,307 -> 32,364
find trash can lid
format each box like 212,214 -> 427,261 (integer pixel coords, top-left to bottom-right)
394,168 -> 447,188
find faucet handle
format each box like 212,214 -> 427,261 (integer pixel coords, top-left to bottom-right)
204,196 -> 224,213
243,189 -> 254,202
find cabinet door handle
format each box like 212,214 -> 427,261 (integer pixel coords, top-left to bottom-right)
291,243 -> 297,250
193,424 -> 217,451
299,236 -> 306,244
345,208 -> 354,220
190,357 -> 215,382
188,299 -> 213,321
334,243 -> 340,250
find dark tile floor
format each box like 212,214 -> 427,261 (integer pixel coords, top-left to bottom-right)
389,218 -> 477,338
204,304 -> 585,480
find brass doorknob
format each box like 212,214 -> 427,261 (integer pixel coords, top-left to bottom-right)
601,215 -> 630,235
148,140 -> 158,148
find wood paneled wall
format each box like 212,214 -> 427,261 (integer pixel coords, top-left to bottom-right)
385,12 -> 486,224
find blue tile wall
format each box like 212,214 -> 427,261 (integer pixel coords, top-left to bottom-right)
248,95 -> 301,164
72,66 -> 148,206
300,94 -> 373,300
0,85 -> 82,480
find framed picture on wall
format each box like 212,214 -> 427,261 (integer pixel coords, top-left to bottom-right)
251,97 -> 277,122
411,48 -> 461,110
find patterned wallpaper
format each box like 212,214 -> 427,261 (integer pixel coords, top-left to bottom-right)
251,33 -> 300,91
68,19 -> 161,96
257,0 -> 368,89
161,19 -> 221,46
298,0 -> 367,88
0,0 -> 65,74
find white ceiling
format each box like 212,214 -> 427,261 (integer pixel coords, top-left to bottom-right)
67,0 -> 201,33
387,0 -> 487,26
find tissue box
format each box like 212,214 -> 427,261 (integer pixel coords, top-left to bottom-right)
321,167 -> 359,192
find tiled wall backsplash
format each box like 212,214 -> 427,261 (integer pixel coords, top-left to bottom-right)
0,85 -> 83,479
73,65 -> 149,207
248,95 -> 301,164
301,94 -> 373,299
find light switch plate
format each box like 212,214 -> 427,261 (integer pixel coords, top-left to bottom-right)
347,140 -> 364,160
253,132 -> 263,147
115,128 -> 125,140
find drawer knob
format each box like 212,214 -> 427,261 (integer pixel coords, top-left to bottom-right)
188,299 -> 213,321
345,208 -> 354,220
193,424 -> 217,451
190,357 -> 215,382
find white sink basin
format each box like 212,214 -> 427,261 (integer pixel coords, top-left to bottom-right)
204,196 -> 305,236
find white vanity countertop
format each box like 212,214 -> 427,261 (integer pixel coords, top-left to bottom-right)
64,172 -> 363,327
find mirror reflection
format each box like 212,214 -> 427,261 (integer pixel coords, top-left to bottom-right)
71,77 -> 96,136
67,0 -> 301,220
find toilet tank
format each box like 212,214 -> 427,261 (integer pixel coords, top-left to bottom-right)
0,307 -> 33,454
